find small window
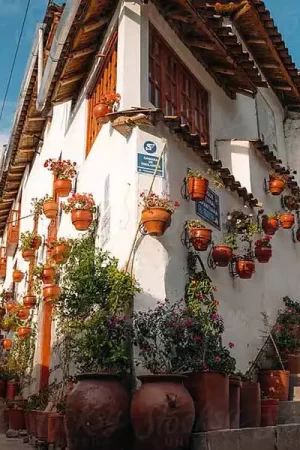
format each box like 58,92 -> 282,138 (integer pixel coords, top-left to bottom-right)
86,32 -> 118,156
149,25 -> 209,147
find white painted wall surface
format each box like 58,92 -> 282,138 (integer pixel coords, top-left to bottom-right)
1,0 -> 299,383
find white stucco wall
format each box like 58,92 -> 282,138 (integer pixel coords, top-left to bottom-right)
1,0 -> 298,382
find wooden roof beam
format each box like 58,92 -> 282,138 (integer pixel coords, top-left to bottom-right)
169,0 -> 257,94
82,17 -> 109,34
60,73 -> 86,86
70,46 -> 97,59
187,39 -> 216,50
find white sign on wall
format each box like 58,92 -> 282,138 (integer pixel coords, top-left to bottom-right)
137,140 -> 165,177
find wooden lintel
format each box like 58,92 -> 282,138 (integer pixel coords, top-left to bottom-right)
60,73 -> 86,86
259,62 -> 280,69
212,66 -> 235,75
70,46 -> 97,59
188,39 -> 215,50
247,38 -> 266,44
82,17 -> 109,33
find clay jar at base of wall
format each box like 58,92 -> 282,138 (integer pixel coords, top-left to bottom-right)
131,375 -> 195,450
65,373 -> 130,450
240,382 -> 261,428
185,372 -> 229,432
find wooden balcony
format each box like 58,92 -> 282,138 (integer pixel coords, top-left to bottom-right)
0,247 -> 7,278
6,209 -> 20,256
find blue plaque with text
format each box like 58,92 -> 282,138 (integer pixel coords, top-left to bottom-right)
196,188 -> 220,230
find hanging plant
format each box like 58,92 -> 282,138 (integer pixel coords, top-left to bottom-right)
20,232 -> 39,261
283,194 -> 300,212
226,210 -> 259,241
43,194 -> 58,219
23,295 -> 37,309
236,257 -> 255,279
48,238 -> 72,264
280,212 -> 295,229
17,307 -> 31,321
31,198 -> 45,217
269,171 -> 289,196
261,214 -> 280,236
1,312 -> 21,332
33,264 -> 56,285
43,285 -> 61,305
185,219 -> 212,251
61,193 -> 96,231
93,93 -> 121,123
254,236 -> 272,263
212,234 -> 237,267
3,339 -> 12,350
140,191 -> 180,237
186,169 -> 209,201
13,269 -> 24,283
44,159 -> 77,198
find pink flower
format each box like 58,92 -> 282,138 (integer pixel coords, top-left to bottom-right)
228,342 -> 234,349
215,356 -> 221,361
194,336 -> 201,341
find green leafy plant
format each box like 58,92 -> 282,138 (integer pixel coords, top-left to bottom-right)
31,198 -> 44,217
187,169 -> 206,180
44,159 -> 77,180
217,233 -> 238,251
140,191 -> 180,213
254,235 -> 272,248
185,219 -> 208,230
19,232 -> 38,251
269,170 -> 289,184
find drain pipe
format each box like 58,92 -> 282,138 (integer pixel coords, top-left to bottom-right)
36,0 -> 82,112
37,25 -> 44,93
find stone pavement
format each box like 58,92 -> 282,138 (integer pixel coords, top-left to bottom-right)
0,434 -> 26,449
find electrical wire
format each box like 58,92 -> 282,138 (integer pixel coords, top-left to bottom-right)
0,0 -> 32,124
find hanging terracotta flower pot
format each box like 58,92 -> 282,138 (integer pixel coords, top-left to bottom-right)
17,327 -> 32,339
93,103 -> 113,123
66,373 -> 130,450
141,208 -> 172,236
261,398 -> 279,427
187,176 -> 209,201
262,217 -> 279,235
23,295 -> 37,309
32,235 -> 42,250
212,245 -> 233,267
43,200 -> 58,219
259,370 -> 290,401
185,372 -> 229,432
229,376 -> 241,429
131,375 -> 195,450
280,212 -> 295,229
54,179 -> 72,198
189,227 -> 212,251
255,246 -> 272,263
236,259 -> 255,279
42,266 -> 56,284
240,381 -> 261,428
51,245 -> 69,264
6,302 -> 16,313
43,285 -> 61,305
3,339 -> 12,350
13,269 -> 24,283
22,249 -> 35,262
17,308 -> 30,321
71,209 -> 93,231
269,178 -> 285,196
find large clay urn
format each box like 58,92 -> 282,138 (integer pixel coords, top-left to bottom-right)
65,373 -> 130,450
131,375 -> 195,450
240,381 -> 261,428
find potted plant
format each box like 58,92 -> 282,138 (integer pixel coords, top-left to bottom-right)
3,339 -> 12,350
280,211 -> 295,229
43,194 -> 58,219
140,191 -> 180,237
17,326 -> 32,339
61,193 -> 95,231
237,372 -> 262,428
6,301 -> 16,314
254,235 -> 272,263
259,368 -> 290,401
261,395 -> 279,427
48,392 -> 67,448
43,285 -> 61,305
185,219 -> 212,251
23,294 -> 37,309
93,93 -> 121,123
48,238 -> 72,264
17,307 -> 30,321
262,214 -> 279,235
269,171 -> 288,196
236,256 -> 255,279
31,198 -> 44,217
212,234 -> 237,267
20,232 -> 37,261
13,269 -> 24,283
283,194 -> 300,211
186,169 -> 209,201
44,159 -> 77,197
132,300 -> 195,448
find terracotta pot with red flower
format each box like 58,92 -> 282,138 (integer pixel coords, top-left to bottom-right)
280,212 -> 295,229
236,257 -> 255,279
20,231 -> 40,261
255,235 -> 272,263
262,215 -> 279,235
44,159 -> 77,197
140,191 -> 180,237
269,171 -> 288,196
186,169 -> 209,201
61,193 -> 95,231
259,370 -> 290,401
43,284 -> 61,305
13,269 -> 24,283
212,235 -> 236,267
49,238 -> 71,264
43,195 -> 59,219
17,307 -> 30,321
23,294 -> 37,309
93,92 -> 120,124
3,339 -> 12,350
17,326 -> 32,339
6,301 -> 16,314
186,219 -> 212,251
